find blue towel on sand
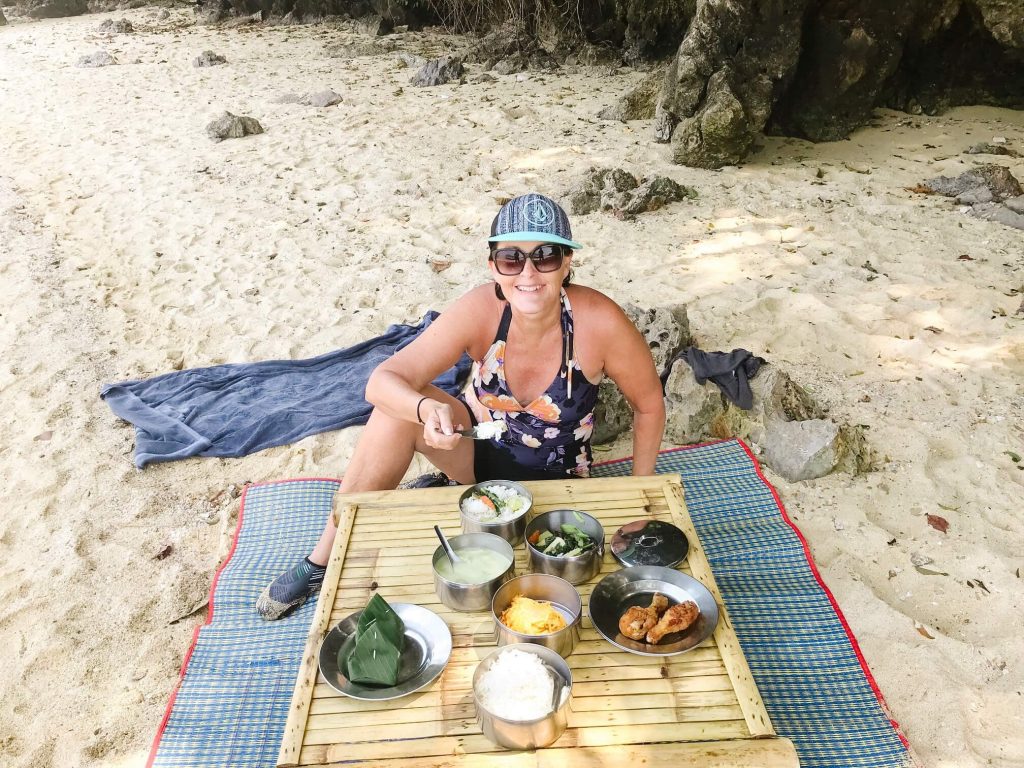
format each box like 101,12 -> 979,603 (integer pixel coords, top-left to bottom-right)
101,312 -> 470,468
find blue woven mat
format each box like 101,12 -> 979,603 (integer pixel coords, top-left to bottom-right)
148,439 -> 914,768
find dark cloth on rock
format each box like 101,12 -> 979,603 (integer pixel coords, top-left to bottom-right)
666,347 -> 766,410
101,312 -> 471,468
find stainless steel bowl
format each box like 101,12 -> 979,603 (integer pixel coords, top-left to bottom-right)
432,532 -> 515,612
525,509 -> 605,585
458,480 -> 533,546
473,643 -> 572,750
491,574 -> 581,658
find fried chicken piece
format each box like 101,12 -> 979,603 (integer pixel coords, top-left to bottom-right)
646,601 -> 700,644
618,594 -> 670,640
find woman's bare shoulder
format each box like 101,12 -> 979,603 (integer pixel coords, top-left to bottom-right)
443,283 -> 503,357
566,285 -> 629,326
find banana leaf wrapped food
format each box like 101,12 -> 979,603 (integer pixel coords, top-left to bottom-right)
341,594 -> 406,686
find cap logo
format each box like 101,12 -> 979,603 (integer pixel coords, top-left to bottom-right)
522,197 -> 556,229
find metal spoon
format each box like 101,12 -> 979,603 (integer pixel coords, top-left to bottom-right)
434,525 -> 462,566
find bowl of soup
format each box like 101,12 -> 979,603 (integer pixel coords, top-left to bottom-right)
432,532 -> 515,612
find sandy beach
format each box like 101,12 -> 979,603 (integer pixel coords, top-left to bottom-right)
1,8 -> 1023,766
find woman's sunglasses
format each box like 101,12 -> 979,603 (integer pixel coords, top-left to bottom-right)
489,244 -> 570,275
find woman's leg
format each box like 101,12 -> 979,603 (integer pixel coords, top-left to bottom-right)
308,388 -> 474,562
257,386 -> 473,619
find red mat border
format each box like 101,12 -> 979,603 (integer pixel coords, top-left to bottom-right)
146,439 -> 914,767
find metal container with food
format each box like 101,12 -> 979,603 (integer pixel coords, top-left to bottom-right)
491,574 -> 581,658
432,532 -> 515,612
524,509 -> 605,585
473,643 -> 572,750
458,480 -> 533,546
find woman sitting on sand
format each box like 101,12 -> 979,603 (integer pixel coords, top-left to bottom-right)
257,193 -> 666,620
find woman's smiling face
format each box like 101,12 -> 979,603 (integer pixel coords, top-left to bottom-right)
489,241 -> 572,314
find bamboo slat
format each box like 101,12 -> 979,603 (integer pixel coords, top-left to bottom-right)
278,476 -> 797,768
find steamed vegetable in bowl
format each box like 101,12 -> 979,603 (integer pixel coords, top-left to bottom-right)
461,484 -> 530,522
528,524 -> 596,557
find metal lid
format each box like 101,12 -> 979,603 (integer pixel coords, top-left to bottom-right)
610,520 -> 689,568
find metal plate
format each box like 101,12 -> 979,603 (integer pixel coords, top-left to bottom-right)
318,603 -> 452,700
610,519 -> 689,568
588,566 -> 719,656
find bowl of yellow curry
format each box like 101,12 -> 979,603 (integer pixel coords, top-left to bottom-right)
490,574 -> 582,658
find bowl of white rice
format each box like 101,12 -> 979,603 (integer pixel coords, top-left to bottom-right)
459,480 -> 533,546
473,644 -> 572,750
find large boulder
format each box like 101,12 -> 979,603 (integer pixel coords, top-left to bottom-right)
648,0 -> 1024,167
661,360 -> 873,481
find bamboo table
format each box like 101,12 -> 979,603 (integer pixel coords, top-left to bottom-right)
277,475 -> 799,767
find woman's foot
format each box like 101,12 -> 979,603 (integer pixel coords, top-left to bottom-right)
255,557 -> 327,620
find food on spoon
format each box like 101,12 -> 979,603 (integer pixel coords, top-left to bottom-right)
434,547 -> 511,584
474,420 -> 507,440
618,594 -> 669,640
500,595 -> 568,635
646,600 -> 700,643
527,523 -> 595,557
461,483 -> 529,522
344,594 -> 405,686
476,647 -> 556,721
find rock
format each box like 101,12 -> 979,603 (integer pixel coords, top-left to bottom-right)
720,364 -> 823,446
968,202 -> 1024,231
206,111 -> 264,141
567,167 -> 696,219
965,142 -> 1020,157
594,304 -> 692,444
597,69 -> 662,122
762,419 -> 843,482
662,364 -> 726,445
301,90 -> 343,108
761,418 -> 872,482
98,18 -> 132,33
410,55 -> 464,87
924,165 -> 1023,204
567,167 -> 638,215
194,51 -> 227,67
474,73 -> 497,83
326,39 -> 397,59
355,12 -> 391,36
670,70 -> 758,168
1004,195 -> 1024,215
620,176 -> 697,217
572,42 -> 621,67
27,0 -> 87,18
395,52 -> 427,70
155,9 -> 170,20
76,51 -> 117,68
493,55 -> 527,76
0,8 -> 6,25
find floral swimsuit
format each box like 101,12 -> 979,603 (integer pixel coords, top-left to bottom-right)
462,291 -> 600,481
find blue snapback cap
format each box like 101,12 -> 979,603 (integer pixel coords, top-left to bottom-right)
488,193 -> 583,249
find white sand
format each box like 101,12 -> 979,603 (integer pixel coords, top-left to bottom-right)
1,9 -> 1022,767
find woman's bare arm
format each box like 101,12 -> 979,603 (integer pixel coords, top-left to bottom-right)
366,285 -> 494,433
591,297 -> 666,476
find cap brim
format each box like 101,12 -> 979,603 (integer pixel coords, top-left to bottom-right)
487,231 -> 583,249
